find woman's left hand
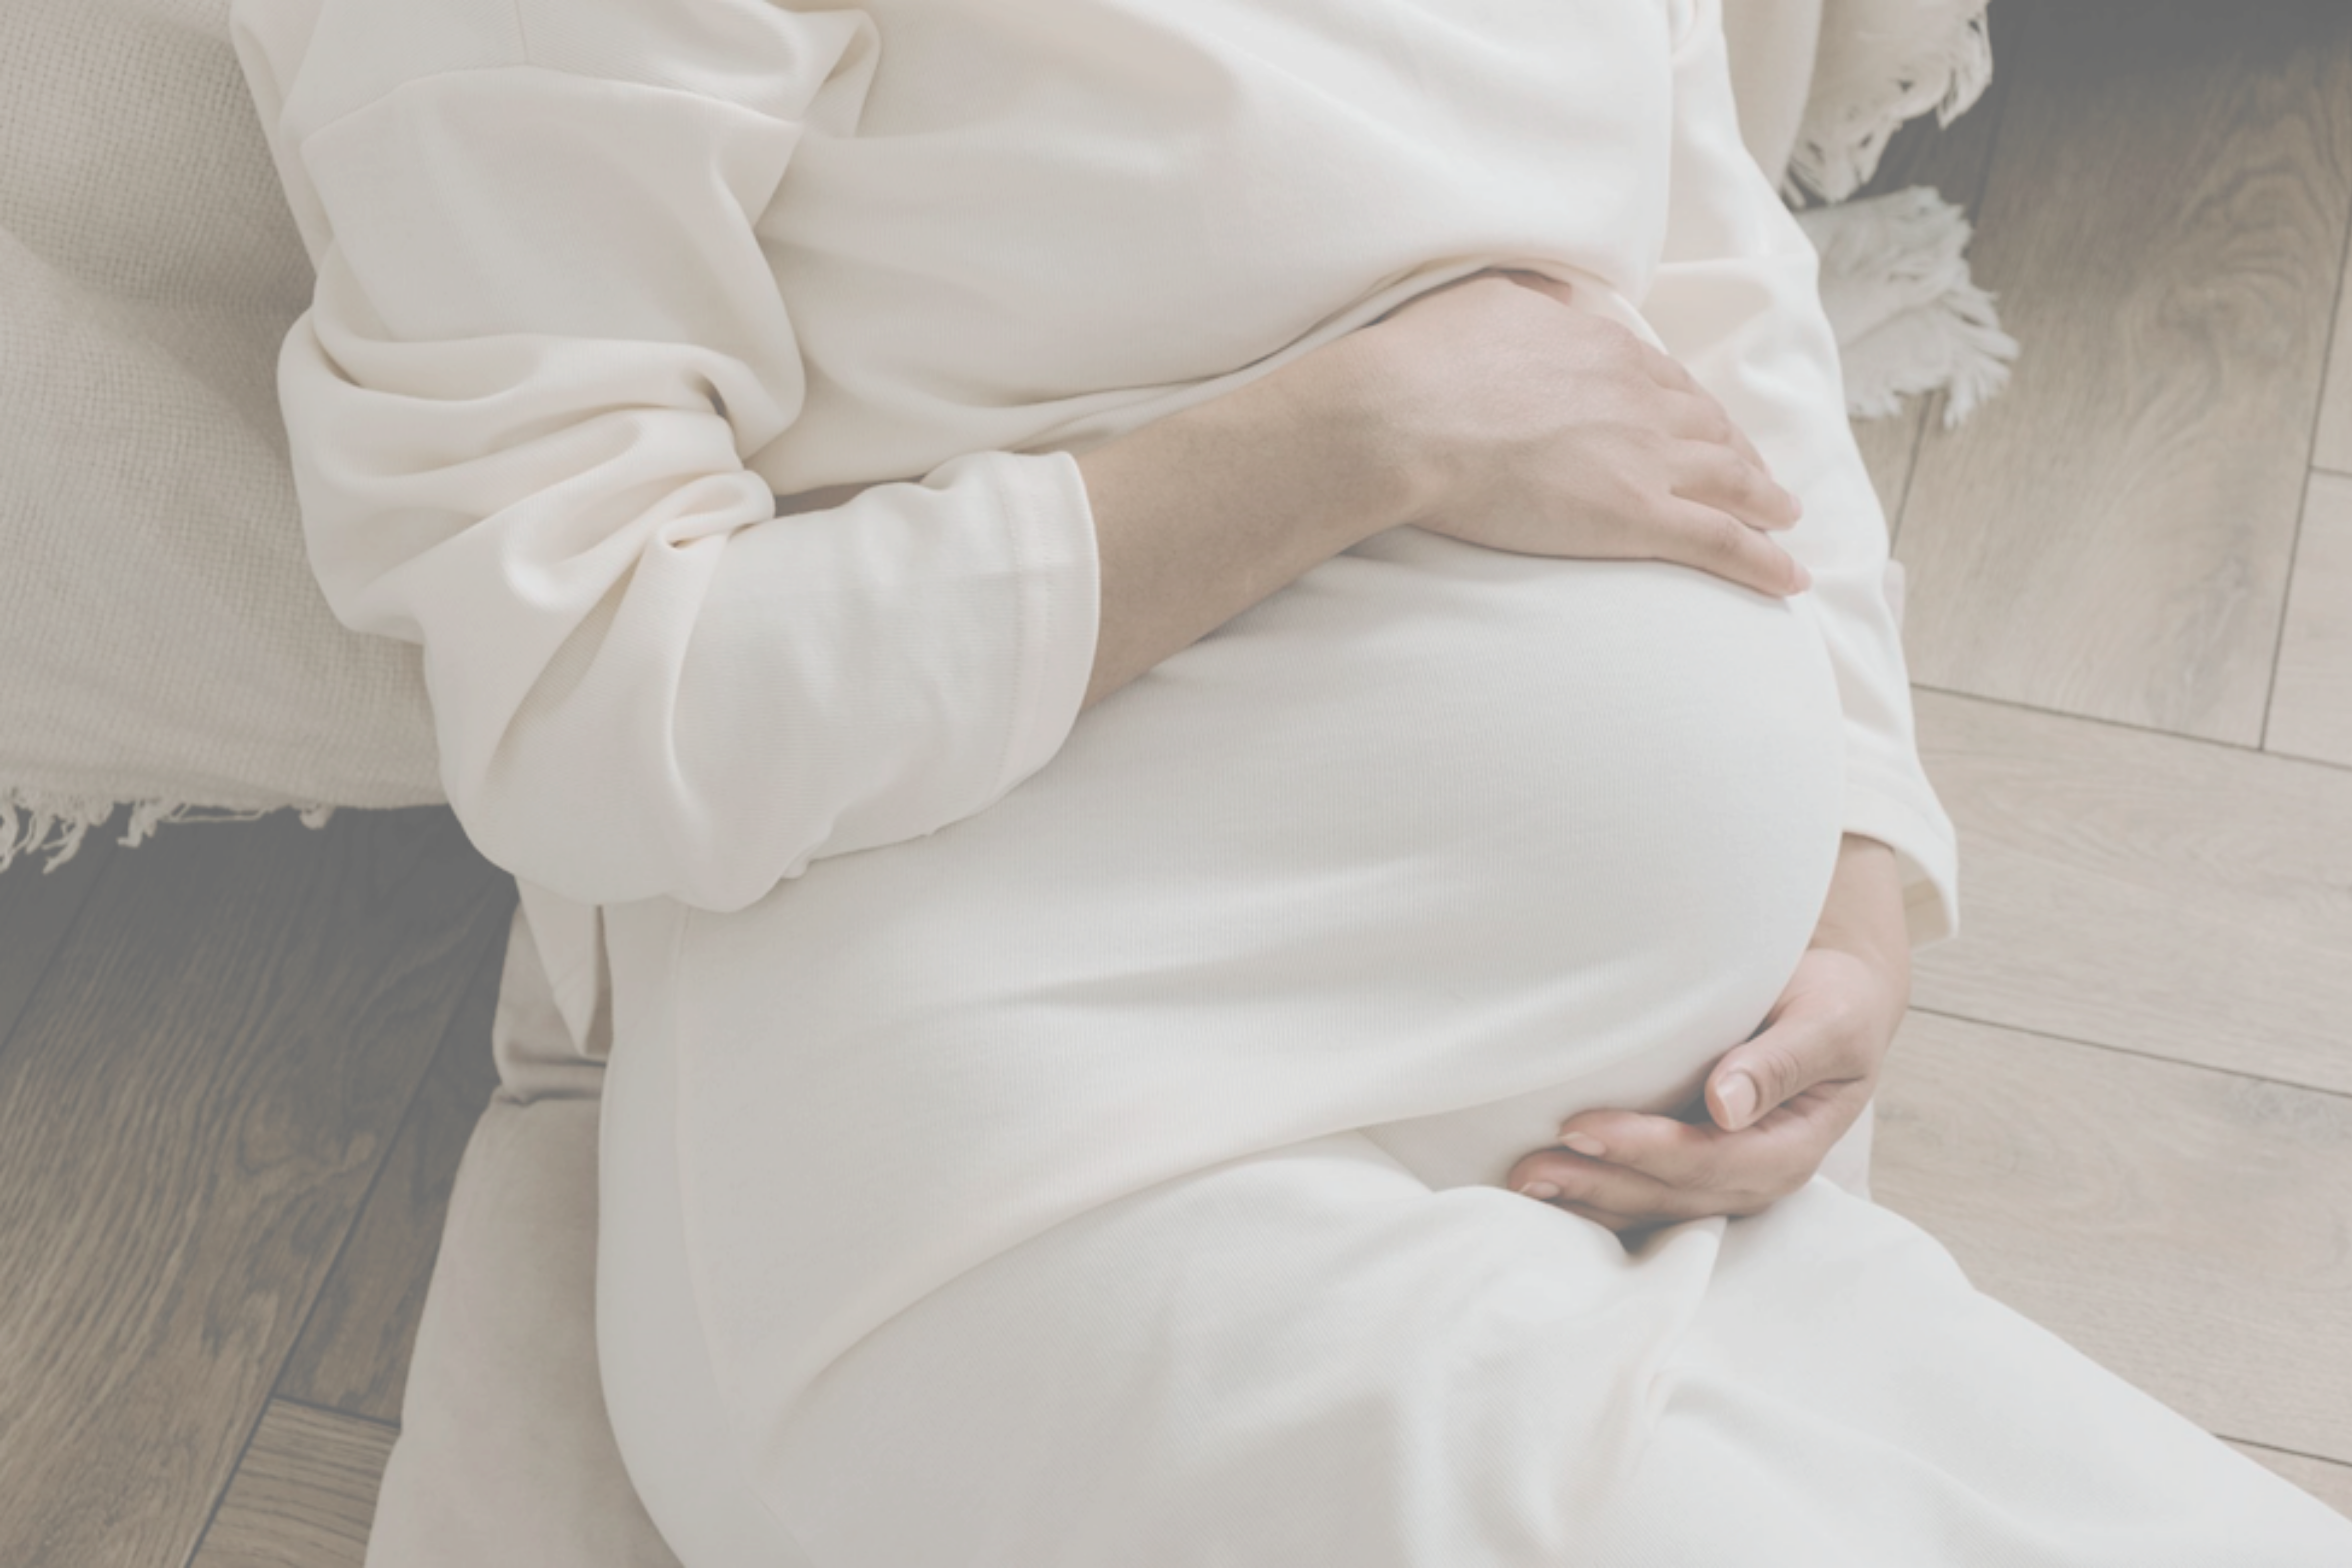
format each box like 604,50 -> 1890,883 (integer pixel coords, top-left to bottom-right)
1503,834 -> 1913,1237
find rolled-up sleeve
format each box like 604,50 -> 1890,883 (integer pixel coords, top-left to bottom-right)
233,0 -> 1102,912
1638,0 -> 1962,948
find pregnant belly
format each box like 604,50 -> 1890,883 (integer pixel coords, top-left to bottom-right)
666,525 -> 1846,1405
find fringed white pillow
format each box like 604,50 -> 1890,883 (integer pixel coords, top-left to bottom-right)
1,0 -> 441,875
1798,186 -> 2019,427
1727,0 -> 2019,427
1791,0 -> 1996,206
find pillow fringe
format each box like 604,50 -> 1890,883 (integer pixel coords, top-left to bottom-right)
0,788 -> 337,878
1798,183 -> 2020,427
1785,3 -> 1994,206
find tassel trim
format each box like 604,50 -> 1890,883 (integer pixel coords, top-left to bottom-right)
1801,183 -> 2020,428
0,787 -> 336,878
1786,4 -> 1995,206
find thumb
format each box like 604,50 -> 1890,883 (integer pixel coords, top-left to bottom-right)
1707,1023 -> 1824,1133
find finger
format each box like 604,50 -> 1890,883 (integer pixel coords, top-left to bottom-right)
1653,390 -> 1765,487
1709,405 -> 1779,497
1530,1105 -> 1780,1197
1521,1108 -> 1714,1186
1509,1147 -> 1726,1227
1707,1001 -> 1874,1132
1671,439 -> 1802,531
1654,500 -> 1811,597
1632,336 -> 1707,398
1634,352 -> 1790,510
1516,1088 -> 1864,1211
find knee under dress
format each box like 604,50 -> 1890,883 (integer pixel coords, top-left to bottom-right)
230,0 -> 2352,1560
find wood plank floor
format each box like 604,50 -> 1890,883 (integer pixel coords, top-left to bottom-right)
0,807 -> 512,1568
1893,0 -> 2352,746
2,0 -> 2348,1559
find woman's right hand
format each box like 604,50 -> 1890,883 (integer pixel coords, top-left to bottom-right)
1347,268 -> 1810,598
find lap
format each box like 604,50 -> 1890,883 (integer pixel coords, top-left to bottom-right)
599,949 -> 2352,1567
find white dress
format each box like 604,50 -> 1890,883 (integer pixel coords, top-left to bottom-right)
230,0 -> 2352,1560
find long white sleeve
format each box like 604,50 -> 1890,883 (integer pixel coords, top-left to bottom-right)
1643,0 -> 1962,947
234,0 -> 1102,913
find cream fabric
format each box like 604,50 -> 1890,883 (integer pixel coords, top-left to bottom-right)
0,0 -> 1989,889
229,0 -> 1957,1551
1721,0 -> 1824,190
596,866 -> 2352,1566
363,913 -> 670,1568
0,0 -> 2000,1557
279,0 -> 2335,1561
229,0 -> 1960,1070
396,894 -> 1871,1568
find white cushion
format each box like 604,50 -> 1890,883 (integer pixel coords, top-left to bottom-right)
0,0 -> 440,872
1792,0 -> 1994,203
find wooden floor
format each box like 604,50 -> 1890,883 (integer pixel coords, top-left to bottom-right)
4,0 -> 2350,1560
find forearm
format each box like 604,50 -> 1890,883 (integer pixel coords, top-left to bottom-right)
1074,336 -> 1406,712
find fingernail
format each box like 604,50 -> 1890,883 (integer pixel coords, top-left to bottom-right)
1718,1072 -> 1758,1127
1560,1132 -> 1607,1158
1519,1180 -> 1563,1200
1791,562 -> 1813,591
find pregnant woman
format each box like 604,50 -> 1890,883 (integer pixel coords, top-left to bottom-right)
231,0 -> 2352,1561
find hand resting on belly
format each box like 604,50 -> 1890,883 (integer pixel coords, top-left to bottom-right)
1506,831 -> 1914,1238
1068,264 -> 1814,715
1058,262 -> 1871,1231
779,261 -> 1875,1233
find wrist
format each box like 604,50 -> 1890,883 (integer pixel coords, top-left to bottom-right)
1296,324 -> 1442,541
1811,833 -> 1912,987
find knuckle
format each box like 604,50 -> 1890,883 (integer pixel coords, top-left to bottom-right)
1742,1042 -> 1805,1103
1725,453 -> 1773,507
1740,1069 -> 1793,1115
1704,509 -> 1751,562
1599,329 -> 1645,372
1627,420 -> 1673,460
1688,443 -> 1750,501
